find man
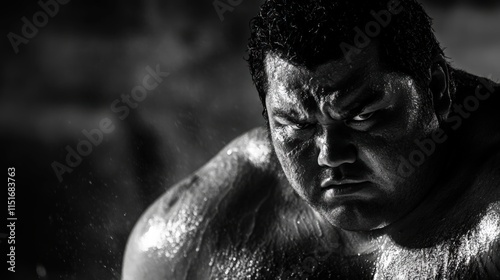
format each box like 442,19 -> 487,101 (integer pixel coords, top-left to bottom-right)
123,0 -> 500,279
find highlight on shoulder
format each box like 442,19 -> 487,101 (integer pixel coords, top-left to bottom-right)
122,127 -> 278,279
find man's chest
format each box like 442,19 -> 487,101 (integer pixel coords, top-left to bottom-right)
203,204 -> 500,280
374,205 -> 500,279
206,244 -> 375,279
206,235 -> 499,280
201,199 -> 377,279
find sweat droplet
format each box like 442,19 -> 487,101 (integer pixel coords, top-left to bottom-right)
226,148 -> 238,156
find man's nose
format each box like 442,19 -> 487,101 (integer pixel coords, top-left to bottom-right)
317,126 -> 357,168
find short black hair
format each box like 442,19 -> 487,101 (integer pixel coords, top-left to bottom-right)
246,0 -> 446,119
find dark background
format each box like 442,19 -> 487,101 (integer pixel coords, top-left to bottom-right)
0,0 -> 499,279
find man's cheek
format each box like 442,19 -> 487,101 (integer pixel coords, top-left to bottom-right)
273,129 -> 311,155
271,125 -> 288,143
285,145 -> 318,184
357,137 -> 408,179
359,129 -> 415,155
273,136 -> 316,179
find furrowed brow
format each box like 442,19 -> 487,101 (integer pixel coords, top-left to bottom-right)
316,67 -> 368,98
272,108 -> 307,122
342,89 -> 386,119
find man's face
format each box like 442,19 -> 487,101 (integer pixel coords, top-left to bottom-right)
265,46 -> 443,231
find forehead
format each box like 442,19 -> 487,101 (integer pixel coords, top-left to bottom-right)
263,45 -> 387,115
264,45 -> 382,96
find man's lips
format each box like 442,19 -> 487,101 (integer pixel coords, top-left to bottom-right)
319,177 -> 373,197
320,178 -> 368,189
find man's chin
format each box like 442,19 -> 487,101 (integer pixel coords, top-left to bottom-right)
320,204 -> 391,232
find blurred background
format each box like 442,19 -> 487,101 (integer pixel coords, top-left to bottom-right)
0,0 -> 499,279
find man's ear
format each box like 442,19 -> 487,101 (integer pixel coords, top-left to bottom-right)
429,57 -> 451,120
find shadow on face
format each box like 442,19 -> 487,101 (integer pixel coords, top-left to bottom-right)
264,44 -> 447,231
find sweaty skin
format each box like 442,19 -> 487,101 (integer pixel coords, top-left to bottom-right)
123,48 -> 500,279
123,73 -> 500,279
264,47 -> 442,232
123,128 -> 383,279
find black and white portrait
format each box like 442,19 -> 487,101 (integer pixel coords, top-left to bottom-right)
2,0 -> 500,279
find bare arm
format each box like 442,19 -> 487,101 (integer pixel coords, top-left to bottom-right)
122,127 -> 275,280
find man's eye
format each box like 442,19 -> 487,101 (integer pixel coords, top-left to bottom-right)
351,112 -> 375,122
290,123 -> 312,130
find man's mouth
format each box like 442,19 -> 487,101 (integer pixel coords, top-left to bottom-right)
320,178 -> 371,196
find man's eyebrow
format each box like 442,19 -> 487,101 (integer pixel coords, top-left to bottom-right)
314,66 -> 386,118
342,89 -> 386,118
271,108 -> 306,121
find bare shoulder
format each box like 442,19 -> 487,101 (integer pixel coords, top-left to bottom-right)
122,127 -> 280,280
122,127 -> 350,279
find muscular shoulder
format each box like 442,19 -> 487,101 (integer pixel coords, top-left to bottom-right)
122,127 -> 281,279
122,127 -> 348,279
